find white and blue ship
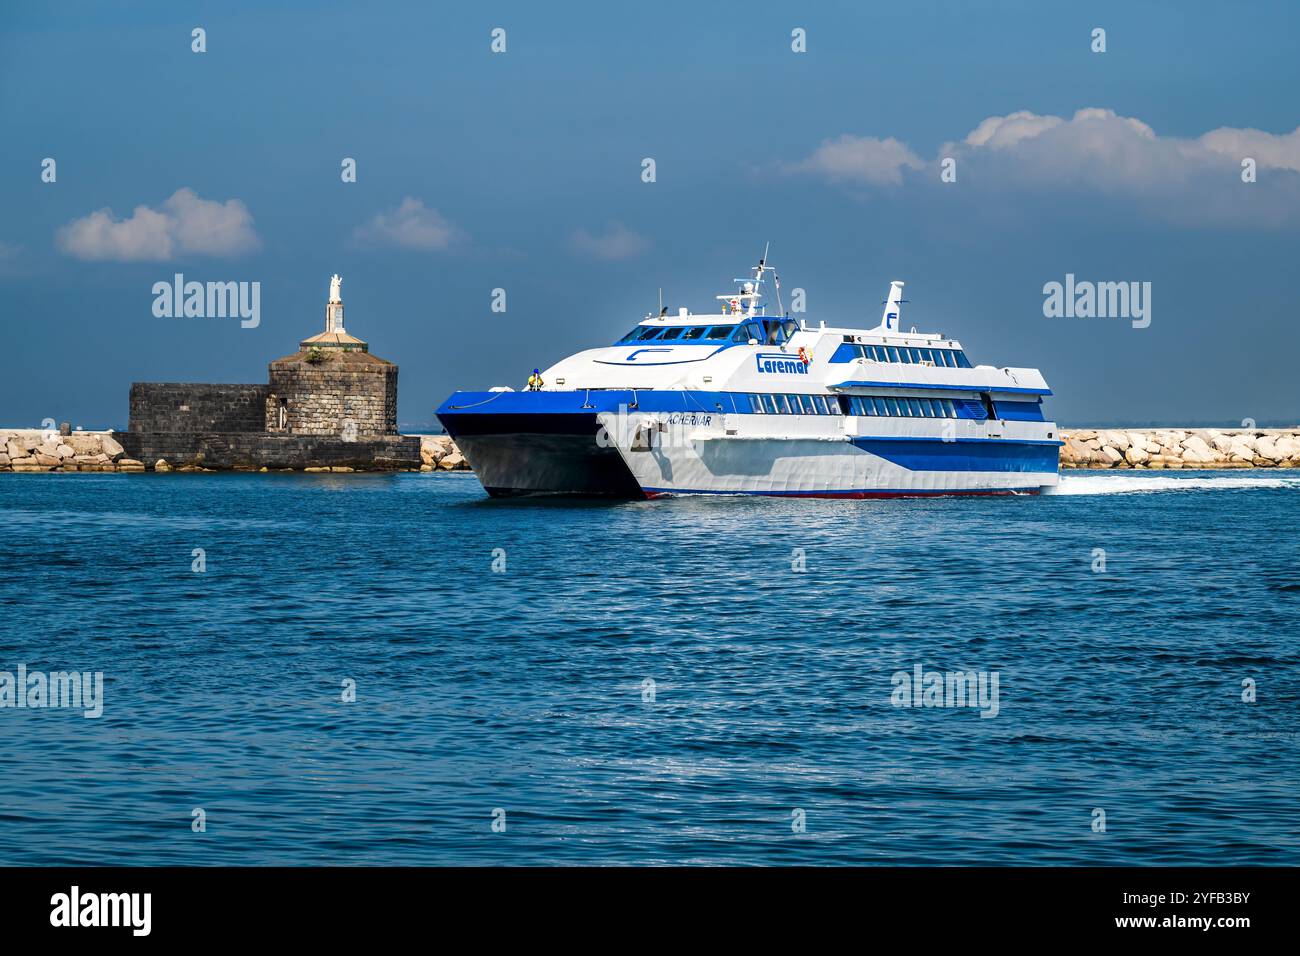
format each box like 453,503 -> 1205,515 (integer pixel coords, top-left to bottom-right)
437,256 -> 1060,498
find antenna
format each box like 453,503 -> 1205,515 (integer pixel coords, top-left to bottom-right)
658,287 -> 664,316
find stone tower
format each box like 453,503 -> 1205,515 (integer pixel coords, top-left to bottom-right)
266,274 -> 399,439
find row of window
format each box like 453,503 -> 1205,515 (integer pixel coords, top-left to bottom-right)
842,343 -> 972,368
747,393 -> 840,415
844,396 -> 958,418
620,323 -> 735,343
617,318 -> 801,346
741,393 -> 961,419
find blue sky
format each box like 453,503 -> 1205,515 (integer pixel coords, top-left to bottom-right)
2,0 -> 1298,429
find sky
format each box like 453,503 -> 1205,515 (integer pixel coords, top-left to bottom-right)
2,0 -> 1298,430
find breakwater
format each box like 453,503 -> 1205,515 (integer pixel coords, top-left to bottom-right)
1058,428 -> 1300,469
0,430 -> 470,473
5,427 -> 1298,474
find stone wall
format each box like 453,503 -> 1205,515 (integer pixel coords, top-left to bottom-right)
115,431 -> 422,471
2,428 -> 465,473
129,383 -> 271,434
1060,428 -> 1300,468
267,360 -> 396,438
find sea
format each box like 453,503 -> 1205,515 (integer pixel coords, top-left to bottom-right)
0,470 -> 1296,865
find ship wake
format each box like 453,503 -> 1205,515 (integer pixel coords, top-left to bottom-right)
1049,473 -> 1300,496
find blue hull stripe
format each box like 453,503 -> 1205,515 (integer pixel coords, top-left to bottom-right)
851,437 -> 1059,472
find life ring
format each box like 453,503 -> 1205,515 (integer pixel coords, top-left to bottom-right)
798,346 -> 811,365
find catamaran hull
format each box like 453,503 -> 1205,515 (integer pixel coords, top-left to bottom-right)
438,394 -> 1059,499
451,429 -> 645,498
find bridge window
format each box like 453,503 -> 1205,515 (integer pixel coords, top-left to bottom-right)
955,351 -> 972,368
661,327 -> 683,340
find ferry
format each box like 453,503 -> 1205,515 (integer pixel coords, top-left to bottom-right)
436,254 -> 1060,498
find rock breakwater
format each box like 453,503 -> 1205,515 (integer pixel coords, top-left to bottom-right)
1,429 -> 472,473
1059,428 -> 1300,469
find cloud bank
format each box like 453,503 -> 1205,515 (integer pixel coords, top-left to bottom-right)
58,188 -> 260,261
786,108 -> 1300,224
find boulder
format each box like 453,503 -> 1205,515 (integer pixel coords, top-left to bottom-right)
1274,436 -> 1300,459
1254,436 -> 1284,462
1124,445 -> 1149,465
420,463 -> 433,472
154,459 -> 171,472
67,434 -> 102,455
1100,445 -> 1123,464
438,451 -> 467,470
55,444 -> 75,459
1061,437 -> 1090,464
101,435 -> 125,459
0,454 -> 9,467
5,440 -> 28,459
117,459 -> 145,472
1206,433 -> 1232,453
1228,439 -> 1256,462
34,452 -> 61,466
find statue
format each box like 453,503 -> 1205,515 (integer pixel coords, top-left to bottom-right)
329,273 -> 342,303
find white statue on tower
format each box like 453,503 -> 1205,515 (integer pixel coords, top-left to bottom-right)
325,273 -> 345,333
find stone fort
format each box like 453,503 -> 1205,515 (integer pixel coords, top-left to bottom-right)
118,276 -> 420,470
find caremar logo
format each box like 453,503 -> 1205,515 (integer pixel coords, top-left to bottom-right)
755,352 -> 809,375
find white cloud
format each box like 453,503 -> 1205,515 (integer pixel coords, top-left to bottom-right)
569,222 -> 649,260
787,108 -> 1300,225
353,197 -> 461,250
962,110 -> 1066,149
57,188 -> 260,261
784,135 -> 924,185
1198,124 -> 1300,173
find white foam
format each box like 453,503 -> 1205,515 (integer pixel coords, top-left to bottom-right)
1048,473 -> 1300,496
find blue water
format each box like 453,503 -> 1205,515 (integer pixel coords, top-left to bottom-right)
0,470 -> 1297,866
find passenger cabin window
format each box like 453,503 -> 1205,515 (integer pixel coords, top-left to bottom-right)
704,325 -> 733,341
